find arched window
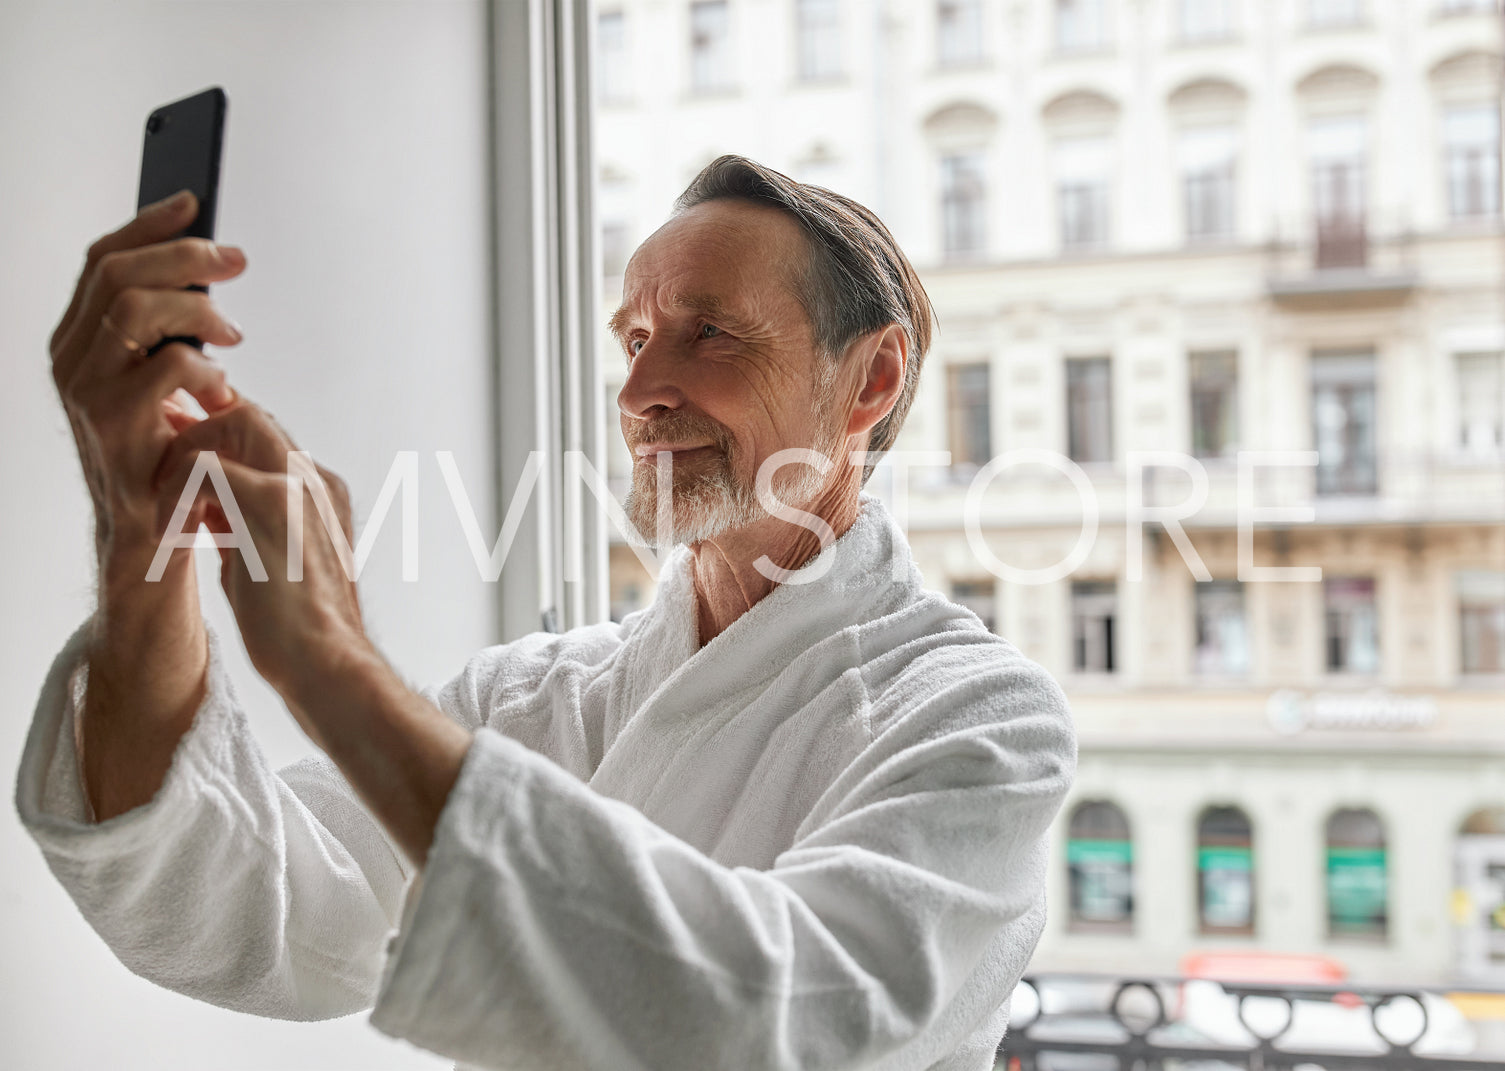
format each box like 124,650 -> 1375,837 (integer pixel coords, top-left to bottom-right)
1325,808 -> 1388,939
1456,808 -> 1505,984
1067,800 -> 1133,933
1197,805 -> 1254,935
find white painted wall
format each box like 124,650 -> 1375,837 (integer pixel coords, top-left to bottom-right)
0,2 -> 498,1067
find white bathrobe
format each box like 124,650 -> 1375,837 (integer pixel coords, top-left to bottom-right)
15,495 -> 1076,1071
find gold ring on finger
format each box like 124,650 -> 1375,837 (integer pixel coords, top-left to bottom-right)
100,312 -> 150,358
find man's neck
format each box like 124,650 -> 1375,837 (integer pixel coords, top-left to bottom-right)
686,475 -> 861,647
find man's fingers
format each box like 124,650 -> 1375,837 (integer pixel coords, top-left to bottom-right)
55,238 -> 247,372
150,399 -> 296,495
153,449 -> 266,542
53,190 -> 200,354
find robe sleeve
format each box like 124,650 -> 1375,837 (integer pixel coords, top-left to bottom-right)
13,617 -> 416,1021
367,654 -> 1076,1071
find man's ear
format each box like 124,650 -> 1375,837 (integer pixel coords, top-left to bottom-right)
845,323 -> 908,439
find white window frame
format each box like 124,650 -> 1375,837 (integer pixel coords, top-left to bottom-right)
490,0 -> 607,637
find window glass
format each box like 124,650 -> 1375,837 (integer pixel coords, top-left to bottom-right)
1180,126 -> 1237,241
1198,806 -> 1255,934
1457,351 -> 1504,454
1055,136 -> 1112,249
1068,802 -> 1135,932
936,0 -> 984,65
1326,808 -> 1388,939
1072,580 -> 1118,672
947,362 -> 992,471
1458,571 -> 1505,675
940,150 -> 988,260
597,10 -> 630,104
1178,0 -> 1234,42
1189,349 -> 1239,458
689,0 -> 732,93
1195,580 -> 1248,676
1445,104 -> 1502,221
1311,350 -> 1377,496
1307,0 -> 1364,28
1056,0 -> 1108,52
1324,576 -> 1380,674
1067,356 -> 1113,464
795,0 -> 843,82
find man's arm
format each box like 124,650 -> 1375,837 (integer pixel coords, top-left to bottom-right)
320,659 -> 1077,1071
16,618 -> 417,1021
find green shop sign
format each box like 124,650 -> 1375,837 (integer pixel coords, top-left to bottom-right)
1199,846 -> 1252,871
1068,839 -> 1133,865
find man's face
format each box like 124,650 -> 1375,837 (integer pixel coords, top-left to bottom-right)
611,199 -> 845,546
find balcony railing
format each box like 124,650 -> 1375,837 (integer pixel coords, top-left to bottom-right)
999,973 -> 1503,1071
1266,213 -> 1418,305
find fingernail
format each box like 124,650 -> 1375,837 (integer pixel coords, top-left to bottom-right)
215,244 -> 246,268
225,318 -> 244,343
164,189 -> 194,210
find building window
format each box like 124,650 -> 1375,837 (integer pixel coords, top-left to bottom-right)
1178,0 -> 1235,42
939,150 -> 988,260
950,579 -> 997,632
1307,0 -> 1364,28
1198,806 -> 1255,935
1067,801 -> 1134,933
1066,356 -> 1113,465
1324,576 -> 1380,675
1055,137 -> 1111,250
1444,104 -> 1502,221
1189,349 -> 1239,458
1056,0 -> 1108,53
1180,127 -> 1237,241
1458,351 -> 1504,455
1309,116 -> 1368,269
601,220 -> 630,278
1459,571 -> 1505,675
689,0 -> 732,94
936,0 -> 984,65
1312,349 -> 1377,496
795,0 -> 842,82
596,10 -> 630,104
947,362 -> 992,470
1195,580 -> 1249,676
1072,580 -> 1117,673
1326,809 -> 1388,940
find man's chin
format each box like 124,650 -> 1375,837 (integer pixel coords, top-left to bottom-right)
623,490 -> 761,548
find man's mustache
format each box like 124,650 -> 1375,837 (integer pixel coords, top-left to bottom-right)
625,413 -> 734,455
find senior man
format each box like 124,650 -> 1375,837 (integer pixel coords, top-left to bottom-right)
18,155 -> 1075,1071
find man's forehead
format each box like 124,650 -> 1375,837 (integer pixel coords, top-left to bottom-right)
609,286 -> 761,338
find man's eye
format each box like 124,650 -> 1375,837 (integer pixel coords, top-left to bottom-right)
629,339 -> 645,355
699,323 -> 721,339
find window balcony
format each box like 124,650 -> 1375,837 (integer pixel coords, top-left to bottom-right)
1266,213 -> 1419,307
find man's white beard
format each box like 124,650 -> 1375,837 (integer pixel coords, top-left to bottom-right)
623,374 -> 843,548
622,442 -> 833,548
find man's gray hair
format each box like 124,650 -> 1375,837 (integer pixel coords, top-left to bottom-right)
673,155 -> 935,483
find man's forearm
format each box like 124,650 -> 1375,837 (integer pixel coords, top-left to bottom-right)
281,643 -> 472,870
81,551 -> 208,822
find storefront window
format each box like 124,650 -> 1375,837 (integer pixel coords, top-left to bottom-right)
1198,806 -> 1255,934
1326,808 -> 1388,939
1068,801 -> 1134,933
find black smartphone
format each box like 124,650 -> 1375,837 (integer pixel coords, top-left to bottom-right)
136,86 -> 227,354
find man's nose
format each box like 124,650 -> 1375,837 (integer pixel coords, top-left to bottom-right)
616,339 -> 687,419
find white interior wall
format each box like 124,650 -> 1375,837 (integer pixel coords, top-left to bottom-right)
0,2 -> 499,1067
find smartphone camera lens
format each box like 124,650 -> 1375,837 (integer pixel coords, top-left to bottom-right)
146,113 -> 167,135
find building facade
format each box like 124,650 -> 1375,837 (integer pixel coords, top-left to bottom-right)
593,0 -> 1505,987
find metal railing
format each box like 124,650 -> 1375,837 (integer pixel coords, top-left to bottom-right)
998,973 -> 1502,1071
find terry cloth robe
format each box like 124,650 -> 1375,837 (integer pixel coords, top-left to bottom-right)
15,494 -> 1077,1071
